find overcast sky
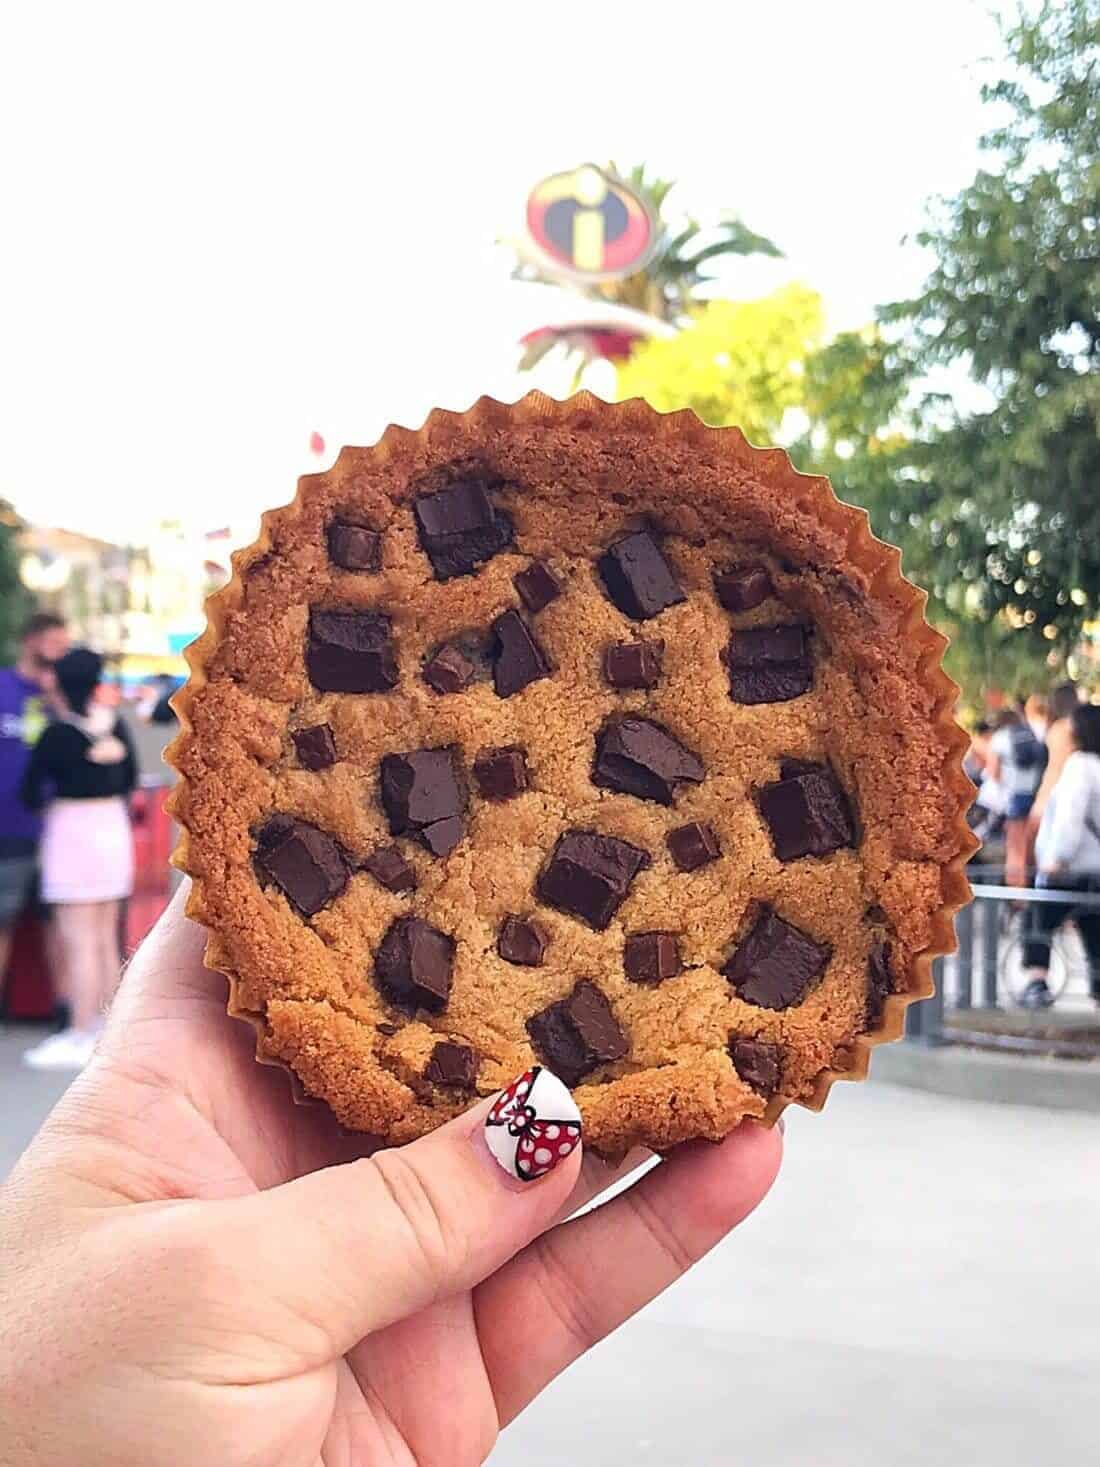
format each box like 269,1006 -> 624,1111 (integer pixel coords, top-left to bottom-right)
0,0 -> 1013,543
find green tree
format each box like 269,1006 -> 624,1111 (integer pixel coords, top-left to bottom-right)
641,0 -> 1100,698
0,502 -> 30,664
616,284 -> 825,443
879,0 -> 1100,661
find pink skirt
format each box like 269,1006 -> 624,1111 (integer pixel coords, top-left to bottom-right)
40,798 -> 134,905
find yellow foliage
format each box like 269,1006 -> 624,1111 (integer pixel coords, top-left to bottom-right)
615,284 -> 825,444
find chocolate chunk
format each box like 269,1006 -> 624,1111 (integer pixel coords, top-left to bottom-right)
376,1022 -> 399,1036
866,940 -> 893,1028
380,748 -> 466,856
307,609 -> 398,694
536,828 -> 649,930
420,816 -> 464,857
374,916 -> 454,1013
714,564 -> 773,613
255,817 -> 349,917
728,664 -> 814,705
592,716 -> 704,806
666,821 -> 721,872
328,520 -> 382,572
363,843 -> 417,893
527,979 -> 628,1087
425,1041 -> 479,1088
255,811 -> 296,848
473,745 -> 528,801
779,756 -> 823,780
723,907 -> 831,1010
566,980 -> 628,1060
727,624 -> 808,665
422,643 -> 475,694
730,1037 -> 781,1097
758,763 -> 855,861
524,1002 -> 589,1089
498,915 -> 548,967
514,560 -> 562,614
597,530 -> 686,621
624,931 -> 681,984
413,480 -> 513,579
725,623 -> 813,706
603,638 -> 664,690
292,724 -> 337,771
490,609 -> 551,698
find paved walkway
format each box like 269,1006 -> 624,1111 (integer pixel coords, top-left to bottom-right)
1,1027 -> 1094,1465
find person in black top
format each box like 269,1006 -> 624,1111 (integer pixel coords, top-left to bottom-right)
19,649 -> 138,1070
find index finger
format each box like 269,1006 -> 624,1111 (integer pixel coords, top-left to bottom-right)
474,1119 -> 782,1428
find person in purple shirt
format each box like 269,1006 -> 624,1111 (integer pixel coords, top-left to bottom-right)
0,611 -> 70,986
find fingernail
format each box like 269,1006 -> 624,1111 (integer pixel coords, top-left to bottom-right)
483,1066 -> 582,1183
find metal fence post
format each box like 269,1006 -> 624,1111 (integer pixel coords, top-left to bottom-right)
906,955 -> 945,1045
955,901 -> 975,1010
956,901 -> 974,1010
981,898 -> 1000,1007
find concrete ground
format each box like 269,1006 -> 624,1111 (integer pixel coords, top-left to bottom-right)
1,1027 -> 1095,1466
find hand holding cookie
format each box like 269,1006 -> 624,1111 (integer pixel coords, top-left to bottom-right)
0,887 -> 781,1465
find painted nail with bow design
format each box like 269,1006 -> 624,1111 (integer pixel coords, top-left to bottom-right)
483,1067 -> 582,1182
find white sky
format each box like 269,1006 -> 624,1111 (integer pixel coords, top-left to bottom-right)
0,0 -> 1011,543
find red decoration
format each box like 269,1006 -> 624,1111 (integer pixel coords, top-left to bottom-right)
486,1067 -> 581,1181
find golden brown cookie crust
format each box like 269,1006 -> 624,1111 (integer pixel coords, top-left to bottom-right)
169,392 -> 974,1156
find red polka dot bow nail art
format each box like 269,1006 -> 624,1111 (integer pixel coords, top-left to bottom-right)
484,1067 -> 582,1182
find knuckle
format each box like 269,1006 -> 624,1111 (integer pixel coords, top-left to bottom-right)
530,1231 -> 606,1353
368,1152 -> 464,1291
625,1186 -> 697,1275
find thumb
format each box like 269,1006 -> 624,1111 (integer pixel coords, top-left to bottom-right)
194,1067 -> 582,1358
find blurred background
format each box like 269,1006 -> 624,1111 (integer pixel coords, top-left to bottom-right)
0,2 -> 1097,1463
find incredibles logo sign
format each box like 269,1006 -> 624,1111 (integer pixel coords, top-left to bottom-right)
525,165 -> 655,281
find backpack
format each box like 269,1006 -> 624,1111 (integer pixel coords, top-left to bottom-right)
1009,724 -> 1046,775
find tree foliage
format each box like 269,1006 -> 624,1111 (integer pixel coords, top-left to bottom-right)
616,285 -> 824,443
879,0 -> 1100,660
611,3 -> 1100,698
0,501 -> 31,664
594,163 -> 782,323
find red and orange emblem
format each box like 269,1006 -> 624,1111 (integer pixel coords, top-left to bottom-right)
525,164 -> 655,280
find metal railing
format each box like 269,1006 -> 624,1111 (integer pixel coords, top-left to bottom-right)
906,866 -> 1100,1054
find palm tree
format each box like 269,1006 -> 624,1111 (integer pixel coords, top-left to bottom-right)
511,162 -> 781,374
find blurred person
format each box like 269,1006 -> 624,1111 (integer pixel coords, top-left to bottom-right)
0,612 -> 70,993
963,718 -> 993,788
986,707 -> 1045,887
151,673 -> 181,725
971,719 -> 1008,844
18,648 -> 138,1069
1019,705 -> 1100,1010
1025,692 -> 1049,742
1029,681 -> 1080,832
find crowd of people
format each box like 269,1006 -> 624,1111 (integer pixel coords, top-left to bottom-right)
0,613 -> 138,1069
965,683 -> 1100,1010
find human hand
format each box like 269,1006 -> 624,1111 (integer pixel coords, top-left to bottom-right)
0,886 -> 782,1466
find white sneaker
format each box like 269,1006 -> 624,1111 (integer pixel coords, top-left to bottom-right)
22,1028 -> 98,1071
